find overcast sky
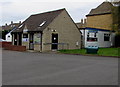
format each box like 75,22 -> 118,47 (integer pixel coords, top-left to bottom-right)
0,0 -> 108,26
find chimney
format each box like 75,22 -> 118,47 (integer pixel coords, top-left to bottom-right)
19,21 -> 21,24
81,19 -> 83,24
11,21 -> 13,24
5,23 -> 7,26
84,19 -> 87,24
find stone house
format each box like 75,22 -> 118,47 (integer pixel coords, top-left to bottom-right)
79,1 -> 116,48
2,21 -> 21,31
2,21 -> 21,41
11,8 -> 82,52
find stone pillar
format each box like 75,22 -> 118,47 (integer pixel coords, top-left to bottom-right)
12,34 -> 14,45
17,34 -> 19,46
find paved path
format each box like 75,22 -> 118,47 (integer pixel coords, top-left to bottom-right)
2,50 -> 118,85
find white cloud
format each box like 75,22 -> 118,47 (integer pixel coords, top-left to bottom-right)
0,0 -> 105,2
0,0 -> 105,25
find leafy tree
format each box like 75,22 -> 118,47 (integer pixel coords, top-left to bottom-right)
2,30 -> 10,40
112,3 -> 120,34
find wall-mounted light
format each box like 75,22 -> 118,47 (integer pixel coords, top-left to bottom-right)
47,27 -> 51,31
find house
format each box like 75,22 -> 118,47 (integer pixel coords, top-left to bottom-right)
11,8 -> 82,52
79,1 -> 116,48
2,21 -> 21,31
2,21 -> 21,41
76,19 -> 86,48
6,27 -> 17,42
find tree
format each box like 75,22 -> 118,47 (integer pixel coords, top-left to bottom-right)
2,30 -> 10,40
112,1 -> 120,34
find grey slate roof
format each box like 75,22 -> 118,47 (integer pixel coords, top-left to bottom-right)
13,8 -> 65,33
2,23 -> 21,31
87,2 -> 113,16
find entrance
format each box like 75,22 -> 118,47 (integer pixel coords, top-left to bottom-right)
14,33 -> 17,45
29,33 -> 34,50
18,34 -> 22,45
52,33 -> 58,50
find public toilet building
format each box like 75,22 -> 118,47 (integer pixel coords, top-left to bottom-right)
11,8 -> 81,52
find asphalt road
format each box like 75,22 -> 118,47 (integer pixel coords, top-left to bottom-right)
2,50 -> 118,85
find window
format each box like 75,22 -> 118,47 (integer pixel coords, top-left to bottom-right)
104,34 -> 110,41
23,34 -> 28,38
39,21 -> 46,27
94,33 -> 97,37
87,32 -> 98,42
87,33 -> 89,37
87,37 -> 97,41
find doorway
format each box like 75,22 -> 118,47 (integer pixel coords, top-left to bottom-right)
18,34 -> 22,45
52,33 -> 58,50
29,33 -> 34,50
14,34 -> 17,45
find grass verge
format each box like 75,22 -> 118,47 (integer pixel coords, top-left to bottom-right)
59,48 -> 120,57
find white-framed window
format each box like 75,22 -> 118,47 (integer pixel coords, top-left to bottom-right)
87,32 -> 98,42
104,34 -> 110,41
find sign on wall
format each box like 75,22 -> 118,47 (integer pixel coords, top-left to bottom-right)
34,33 -> 41,44
22,38 -> 29,42
22,34 -> 29,42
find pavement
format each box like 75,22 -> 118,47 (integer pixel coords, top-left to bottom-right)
2,50 -> 118,85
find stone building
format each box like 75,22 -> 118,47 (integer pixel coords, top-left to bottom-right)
2,21 -> 21,31
2,21 -> 21,41
79,1 -> 116,48
11,8 -> 82,52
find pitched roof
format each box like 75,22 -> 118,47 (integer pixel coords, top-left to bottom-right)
76,22 -> 86,29
87,2 -> 113,16
2,23 -> 21,31
13,8 -> 65,33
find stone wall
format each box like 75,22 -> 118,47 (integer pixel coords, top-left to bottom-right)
86,14 -> 113,30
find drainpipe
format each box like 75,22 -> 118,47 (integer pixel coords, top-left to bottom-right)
83,28 -> 85,48
41,32 -> 43,52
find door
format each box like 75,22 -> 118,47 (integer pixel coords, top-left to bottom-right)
14,34 -> 17,45
18,34 -> 22,45
29,33 -> 34,50
52,33 -> 58,50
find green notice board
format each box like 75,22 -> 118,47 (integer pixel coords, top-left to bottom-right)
34,33 -> 41,44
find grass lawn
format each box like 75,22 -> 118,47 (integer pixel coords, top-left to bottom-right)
59,48 -> 120,57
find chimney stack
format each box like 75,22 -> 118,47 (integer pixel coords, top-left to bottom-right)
81,19 -> 83,24
19,21 -> 21,24
11,21 -> 13,24
84,19 -> 87,24
5,23 -> 7,26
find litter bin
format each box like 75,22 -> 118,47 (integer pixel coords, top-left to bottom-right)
86,46 -> 99,54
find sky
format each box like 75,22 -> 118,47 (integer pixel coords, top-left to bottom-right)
0,0 -> 108,26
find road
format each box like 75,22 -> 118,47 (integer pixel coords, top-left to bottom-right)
2,50 -> 118,85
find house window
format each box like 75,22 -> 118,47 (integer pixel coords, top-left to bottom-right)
87,32 -> 98,42
94,33 -> 97,37
87,38 -> 97,41
23,34 -> 28,38
104,34 -> 110,41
